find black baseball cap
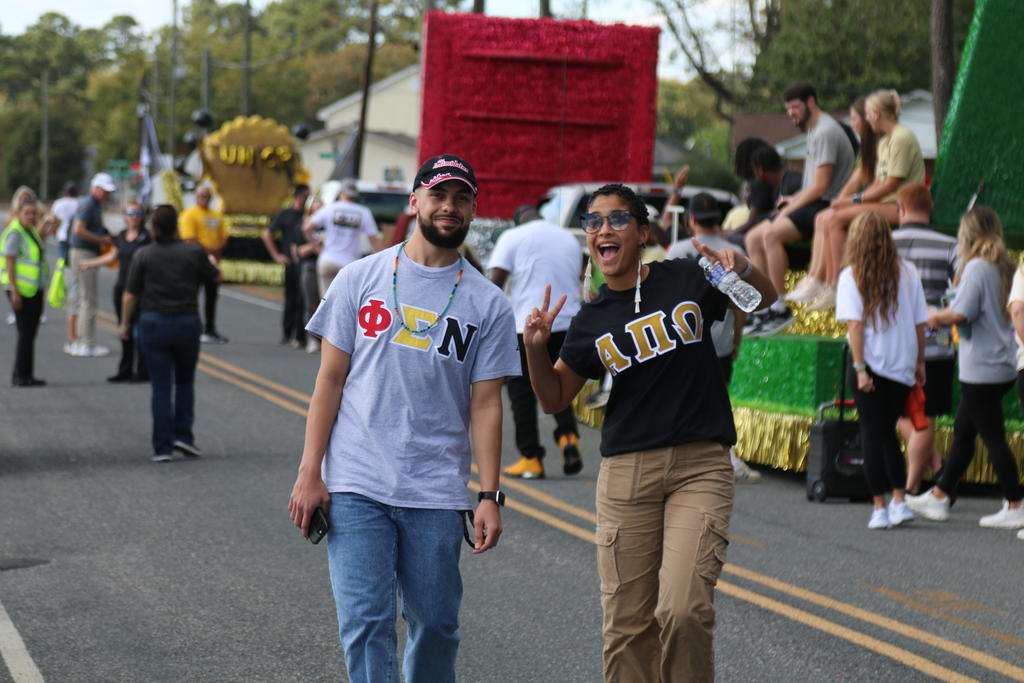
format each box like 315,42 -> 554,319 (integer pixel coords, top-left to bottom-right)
413,154 -> 478,194
689,192 -> 721,222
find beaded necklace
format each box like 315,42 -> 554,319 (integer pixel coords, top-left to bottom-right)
391,240 -> 465,334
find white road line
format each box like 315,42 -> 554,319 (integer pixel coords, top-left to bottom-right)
0,599 -> 43,683
219,287 -> 283,312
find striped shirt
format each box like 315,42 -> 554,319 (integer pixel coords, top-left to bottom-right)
892,223 -> 957,360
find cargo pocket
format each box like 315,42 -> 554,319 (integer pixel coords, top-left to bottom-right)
695,514 -> 729,587
595,524 -> 621,595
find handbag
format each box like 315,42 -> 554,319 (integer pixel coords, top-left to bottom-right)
47,258 -> 66,309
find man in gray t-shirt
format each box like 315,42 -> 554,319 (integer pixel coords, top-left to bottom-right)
288,154 -> 520,682
744,81 -> 855,336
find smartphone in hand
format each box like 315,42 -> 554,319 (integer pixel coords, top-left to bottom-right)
309,507 -> 330,545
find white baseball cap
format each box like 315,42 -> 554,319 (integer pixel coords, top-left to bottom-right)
90,172 -> 117,192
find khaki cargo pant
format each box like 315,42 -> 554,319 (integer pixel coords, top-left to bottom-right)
596,442 -> 734,682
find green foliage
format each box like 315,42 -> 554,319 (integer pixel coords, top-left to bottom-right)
1,110 -> 85,197
657,79 -> 719,143
747,0 -> 975,111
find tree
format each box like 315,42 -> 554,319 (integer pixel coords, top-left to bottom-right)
651,0 -> 781,120
657,78 -> 721,144
1,110 -> 84,195
304,42 -> 418,121
931,0 -> 955,141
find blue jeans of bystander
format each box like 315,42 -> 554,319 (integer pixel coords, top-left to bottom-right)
138,311 -> 201,455
327,492 -> 464,683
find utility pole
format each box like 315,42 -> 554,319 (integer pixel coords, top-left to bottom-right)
353,0 -> 378,179
40,70 -> 49,200
540,0 -> 551,18
168,0 -> 178,161
201,50 -> 212,113
242,0 -> 252,116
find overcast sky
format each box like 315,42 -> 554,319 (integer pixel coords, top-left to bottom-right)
0,0 -> 742,81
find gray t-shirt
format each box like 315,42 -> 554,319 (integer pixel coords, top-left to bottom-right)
666,233 -> 743,358
804,114 -> 855,201
307,245 -> 521,510
68,195 -> 106,253
950,258 -> 1016,384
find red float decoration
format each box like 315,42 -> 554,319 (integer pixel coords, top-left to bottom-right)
419,12 -> 660,218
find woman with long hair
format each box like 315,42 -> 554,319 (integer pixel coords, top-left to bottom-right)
908,207 -> 1024,529
805,90 -> 926,310
524,184 -> 774,680
120,205 -> 219,462
789,96 -> 879,303
835,211 -> 927,528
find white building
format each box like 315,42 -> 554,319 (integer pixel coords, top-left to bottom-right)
297,65 -> 421,191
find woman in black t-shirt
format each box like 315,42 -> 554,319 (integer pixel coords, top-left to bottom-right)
524,184 -> 774,681
120,205 -> 219,462
80,200 -> 151,382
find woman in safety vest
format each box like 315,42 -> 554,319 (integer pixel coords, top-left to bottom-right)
3,197 -> 48,386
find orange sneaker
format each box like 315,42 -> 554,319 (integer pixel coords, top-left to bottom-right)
558,434 -> 583,476
503,456 -> 545,479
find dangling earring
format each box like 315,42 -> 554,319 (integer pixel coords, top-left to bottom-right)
634,258 -> 642,313
582,256 -> 593,303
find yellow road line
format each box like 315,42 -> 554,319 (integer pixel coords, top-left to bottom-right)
468,481 -> 593,543
497,476 -> 597,524
198,352 -> 312,406
717,581 -> 980,683
196,362 -> 308,418
727,565 -> 1024,682
864,583 -> 1024,650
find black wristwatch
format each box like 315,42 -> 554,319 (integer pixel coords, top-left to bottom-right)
852,193 -> 863,204
478,490 -> 506,506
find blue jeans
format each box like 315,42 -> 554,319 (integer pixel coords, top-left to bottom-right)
138,311 -> 201,455
327,492 -> 464,683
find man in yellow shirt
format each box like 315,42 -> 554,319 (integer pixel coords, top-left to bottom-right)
179,186 -> 229,343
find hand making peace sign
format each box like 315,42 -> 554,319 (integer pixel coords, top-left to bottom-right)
523,284 -> 567,349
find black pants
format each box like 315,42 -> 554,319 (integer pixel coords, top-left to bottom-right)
281,261 -> 307,344
939,380 -> 1021,503
7,291 -> 43,383
113,285 -> 146,378
507,331 -> 578,460
202,281 -> 219,335
850,366 -> 910,496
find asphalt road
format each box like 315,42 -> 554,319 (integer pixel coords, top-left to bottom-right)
1,265 -> 1023,682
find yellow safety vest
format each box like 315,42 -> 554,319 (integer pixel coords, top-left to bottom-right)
1,220 -> 47,297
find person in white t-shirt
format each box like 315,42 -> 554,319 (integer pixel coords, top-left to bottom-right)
488,205 -> 584,479
303,179 -> 383,294
835,210 -> 927,530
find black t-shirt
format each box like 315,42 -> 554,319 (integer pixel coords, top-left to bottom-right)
559,258 -> 736,456
269,207 -> 307,259
114,228 -> 151,290
748,170 -> 803,213
126,239 -> 219,315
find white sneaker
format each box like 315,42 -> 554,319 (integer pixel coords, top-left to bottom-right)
868,508 -> 891,529
150,453 -> 174,463
732,455 -> 761,484
86,344 -> 111,357
887,500 -> 915,526
305,338 -> 320,354
1017,528 -> 1024,541
69,341 -> 90,357
978,501 -> 1024,529
39,314 -> 47,324
805,286 -> 837,312
905,488 -> 950,521
5,313 -> 14,325
785,276 -> 824,303
63,341 -> 75,355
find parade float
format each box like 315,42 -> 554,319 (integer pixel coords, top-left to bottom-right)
418,6 -> 1024,486
196,115 -> 309,284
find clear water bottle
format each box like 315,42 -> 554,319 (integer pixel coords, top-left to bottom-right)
698,256 -> 761,312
